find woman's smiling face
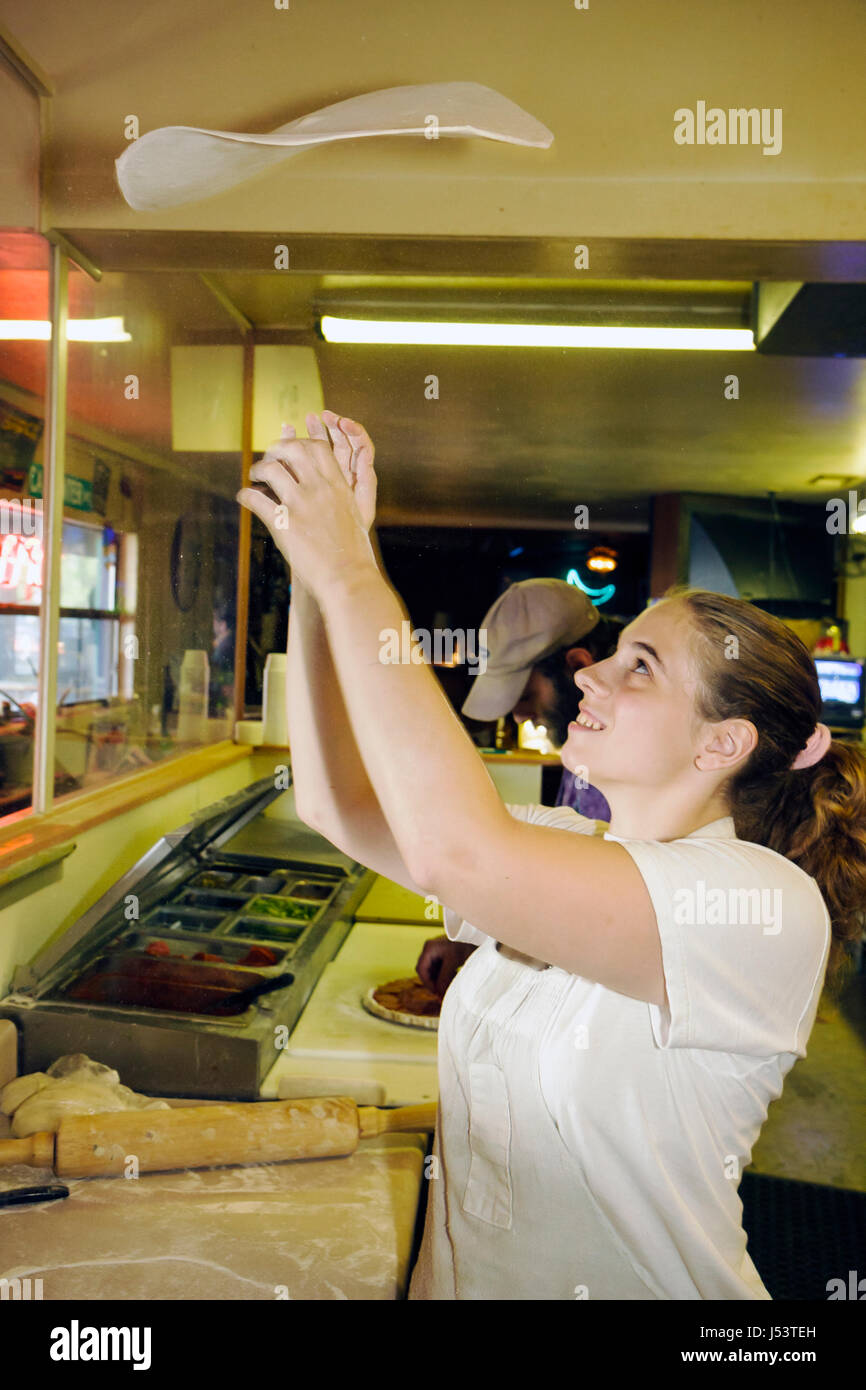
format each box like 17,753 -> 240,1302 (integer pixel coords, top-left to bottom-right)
561,599 -> 706,792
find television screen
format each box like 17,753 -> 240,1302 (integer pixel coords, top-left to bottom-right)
814,659 -> 864,729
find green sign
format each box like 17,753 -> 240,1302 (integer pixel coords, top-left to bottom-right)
28,463 -> 93,512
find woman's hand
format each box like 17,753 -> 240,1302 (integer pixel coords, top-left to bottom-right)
236,416 -> 377,602
307,411 -> 378,533
416,936 -> 477,997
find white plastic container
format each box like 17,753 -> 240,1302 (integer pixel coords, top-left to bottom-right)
261,652 -> 289,746
176,649 -> 209,743
234,719 -> 264,746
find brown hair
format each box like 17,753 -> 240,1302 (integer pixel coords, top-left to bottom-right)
667,586 -> 866,990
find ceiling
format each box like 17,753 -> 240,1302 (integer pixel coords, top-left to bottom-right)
2,2 -> 865,530
1,235 -> 865,529
4,0 -> 866,246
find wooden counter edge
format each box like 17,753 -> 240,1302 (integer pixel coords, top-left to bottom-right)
0,742 -> 253,886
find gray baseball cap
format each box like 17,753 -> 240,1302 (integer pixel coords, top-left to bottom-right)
462,578 -> 600,721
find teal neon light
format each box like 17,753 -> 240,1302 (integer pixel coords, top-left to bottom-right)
566,568 -> 616,606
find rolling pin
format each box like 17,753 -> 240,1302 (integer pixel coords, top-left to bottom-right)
0,1097 -> 437,1179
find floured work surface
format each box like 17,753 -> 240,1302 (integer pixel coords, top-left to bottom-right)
285,923 -> 441,1062
0,1133 -> 427,1300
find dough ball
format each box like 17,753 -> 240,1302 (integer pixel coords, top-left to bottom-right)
46,1053 -> 120,1087
5,1053 -> 171,1134
12,1082 -> 129,1136
10,1080 -> 171,1137
0,1072 -> 50,1116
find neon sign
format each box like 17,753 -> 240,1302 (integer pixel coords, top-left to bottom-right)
566,567 -> 616,606
0,533 -> 43,601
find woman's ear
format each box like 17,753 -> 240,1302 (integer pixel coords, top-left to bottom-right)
695,718 -> 758,772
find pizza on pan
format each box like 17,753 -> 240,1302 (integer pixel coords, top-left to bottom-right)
371,976 -> 442,1017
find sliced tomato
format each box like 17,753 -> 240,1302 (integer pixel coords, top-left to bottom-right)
239,946 -> 279,966
145,940 -> 172,957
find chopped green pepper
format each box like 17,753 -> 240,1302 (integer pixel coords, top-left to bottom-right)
246,895 -> 318,921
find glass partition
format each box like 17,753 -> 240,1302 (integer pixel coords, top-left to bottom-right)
53,264 -> 241,794
0,231 -> 49,816
0,240 -> 243,817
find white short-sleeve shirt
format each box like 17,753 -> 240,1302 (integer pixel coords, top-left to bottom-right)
408,804 -> 831,1301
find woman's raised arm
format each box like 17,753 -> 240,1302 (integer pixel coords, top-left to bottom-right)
241,431 -> 666,1004
274,415 -> 433,897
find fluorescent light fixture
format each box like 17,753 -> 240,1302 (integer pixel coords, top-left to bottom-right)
320,316 -> 754,350
0,318 -> 132,342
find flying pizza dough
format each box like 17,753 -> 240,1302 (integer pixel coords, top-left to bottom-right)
1,1053 -> 170,1138
114,82 -> 554,211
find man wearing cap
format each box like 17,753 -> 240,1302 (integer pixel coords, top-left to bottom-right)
463,578 -> 623,818
417,578 -> 625,996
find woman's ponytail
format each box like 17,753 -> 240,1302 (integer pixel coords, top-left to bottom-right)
733,742 -> 866,988
669,588 -> 866,989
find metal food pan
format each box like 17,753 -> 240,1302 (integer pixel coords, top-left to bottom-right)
236,874 -> 286,894
113,931 -> 289,970
60,952 -> 294,1019
145,906 -> 226,932
227,918 -> 309,946
213,852 -> 348,881
175,889 -> 251,911
280,879 -> 336,903
240,893 -> 322,923
189,868 -> 245,890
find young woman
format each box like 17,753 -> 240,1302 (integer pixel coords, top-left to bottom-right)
238,412 -> 866,1301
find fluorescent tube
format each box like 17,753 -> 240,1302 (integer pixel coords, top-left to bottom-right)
320,316 -> 754,350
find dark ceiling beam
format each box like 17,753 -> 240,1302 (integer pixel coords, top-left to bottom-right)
55,232 -> 866,282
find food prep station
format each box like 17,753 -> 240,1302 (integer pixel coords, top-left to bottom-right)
0,777 -> 377,1099
0,775 -> 443,1298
